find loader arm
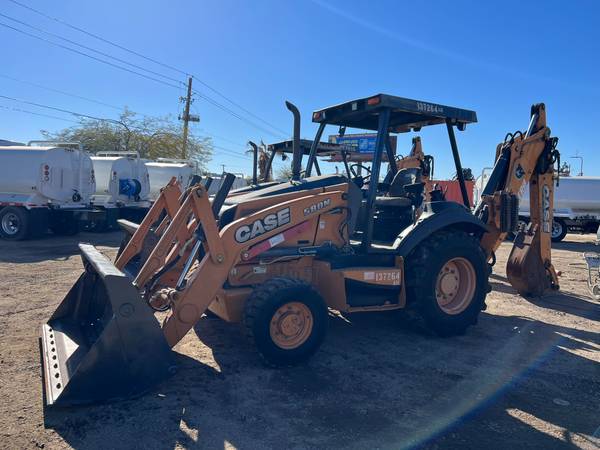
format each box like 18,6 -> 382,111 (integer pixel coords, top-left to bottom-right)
475,103 -> 560,295
131,183 -> 349,347
115,177 -> 183,271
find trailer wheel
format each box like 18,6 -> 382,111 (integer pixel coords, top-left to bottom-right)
0,206 -> 30,240
551,218 -> 567,242
243,277 -> 328,367
406,230 -> 489,336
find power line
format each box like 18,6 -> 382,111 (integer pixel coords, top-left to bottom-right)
0,21 -> 182,91
0,73 -> 123,112
193,82 -> 289,137
0,103 -> 79,123
7,0 -> 289,138
195,90 -> 287,138
0,20 -> 285,139
199,129 -> 247,148
0,93 -> 153,133
0,12 -> 185,87
7,0 -> 189,77
212,144 -> 252,160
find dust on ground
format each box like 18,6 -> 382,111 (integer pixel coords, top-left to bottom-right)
0,232 -> 598,449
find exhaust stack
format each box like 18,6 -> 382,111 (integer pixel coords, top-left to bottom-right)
285,101 -> 302,181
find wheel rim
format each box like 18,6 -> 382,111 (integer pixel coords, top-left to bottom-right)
435,257 -> 477,315
269,302 -> 313,349
551,220 -> 563,239
1,212 -> 20,235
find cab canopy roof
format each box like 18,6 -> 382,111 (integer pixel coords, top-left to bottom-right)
312,94 -> 477,133
268,139 -> 343,156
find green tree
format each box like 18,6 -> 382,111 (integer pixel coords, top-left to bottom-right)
41,109 -> 212,170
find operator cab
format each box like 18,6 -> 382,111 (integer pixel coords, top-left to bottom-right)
308,94 -> 477,251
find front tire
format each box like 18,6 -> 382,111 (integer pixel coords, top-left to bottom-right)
406,230 -> 489,336
551,218 -> 567,242
243,277 -> 328,367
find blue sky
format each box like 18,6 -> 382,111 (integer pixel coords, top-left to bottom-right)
1,0 -> 598,177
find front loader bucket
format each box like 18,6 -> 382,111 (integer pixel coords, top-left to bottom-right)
41,244 -> 174,407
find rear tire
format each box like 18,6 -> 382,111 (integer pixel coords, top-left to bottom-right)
243,277 -> 328,367
0,206 -> 30,240
406,230 -> 489,336
551,218 -> 567,242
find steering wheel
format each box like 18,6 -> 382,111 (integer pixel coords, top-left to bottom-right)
349,163 -> 372,184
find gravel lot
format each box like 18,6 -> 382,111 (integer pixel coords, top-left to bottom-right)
0,232 -> 598,449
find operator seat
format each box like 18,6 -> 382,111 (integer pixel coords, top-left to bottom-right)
375,167 -> 423,208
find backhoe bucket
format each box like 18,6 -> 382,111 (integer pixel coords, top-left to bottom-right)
41,244 -> 174,407
506,227 -> 552,296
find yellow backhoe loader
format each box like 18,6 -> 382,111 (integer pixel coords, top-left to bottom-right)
41,94 -> 560,407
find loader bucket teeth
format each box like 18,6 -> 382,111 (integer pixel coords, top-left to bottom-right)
41,244 -> 174,407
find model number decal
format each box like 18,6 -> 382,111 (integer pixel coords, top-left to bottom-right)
303,198 -> 331,216
416,102 -> 444,114
234,208 -> 291,243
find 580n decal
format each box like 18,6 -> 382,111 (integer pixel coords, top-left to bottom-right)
303,198 -> 331,216
234,208 -> 291,243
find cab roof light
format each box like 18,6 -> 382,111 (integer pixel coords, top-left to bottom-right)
367,96 -> 381,106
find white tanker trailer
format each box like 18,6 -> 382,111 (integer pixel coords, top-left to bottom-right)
519,176 -> 600,241
474,170 -> 600,242
144,158 -> 195,201
0,145 -> 95,240
87,153 -> 151,230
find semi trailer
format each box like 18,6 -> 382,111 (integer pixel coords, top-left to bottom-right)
86,153 -> 151,230
475,171 -> 600,242
145,158 -> 195,201
0,145 -> 95,240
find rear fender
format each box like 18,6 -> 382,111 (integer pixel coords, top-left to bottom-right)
394,202 -> 486,257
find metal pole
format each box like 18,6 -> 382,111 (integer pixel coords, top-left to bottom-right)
264,149 -> 276,182
446,119 -> 470,208
306,122 -> 326,177
181,77 -> 193,159
361,108 -> 391,252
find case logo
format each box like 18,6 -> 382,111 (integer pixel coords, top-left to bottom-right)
234,208 -> 291,243
542,184 -> 551,233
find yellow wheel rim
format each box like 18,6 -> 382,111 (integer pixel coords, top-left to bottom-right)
435,257 -> 476,315
269,302 -> 313,349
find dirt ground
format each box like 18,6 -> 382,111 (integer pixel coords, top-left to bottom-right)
0,231 -> 598,450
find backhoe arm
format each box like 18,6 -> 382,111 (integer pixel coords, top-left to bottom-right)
475,103 -> 560,296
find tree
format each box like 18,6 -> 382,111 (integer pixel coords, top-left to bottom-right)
40,109 -> 212,170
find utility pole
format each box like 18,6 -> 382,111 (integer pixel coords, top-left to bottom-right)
179,77 -> 200,159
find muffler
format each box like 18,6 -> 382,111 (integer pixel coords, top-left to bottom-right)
41,244 -> 174,407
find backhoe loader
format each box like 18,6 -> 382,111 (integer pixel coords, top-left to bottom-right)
41,94 -> 560,407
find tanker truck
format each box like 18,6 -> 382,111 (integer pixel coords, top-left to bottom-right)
0,145 -> 95,240
474,170 -> 600,242
144,158 -> 195,201
519,176 -> 600,242
86,152 -> 151,230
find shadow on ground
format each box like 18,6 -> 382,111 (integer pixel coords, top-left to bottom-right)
0,231 -> 122,264
43,297 -> 600,449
